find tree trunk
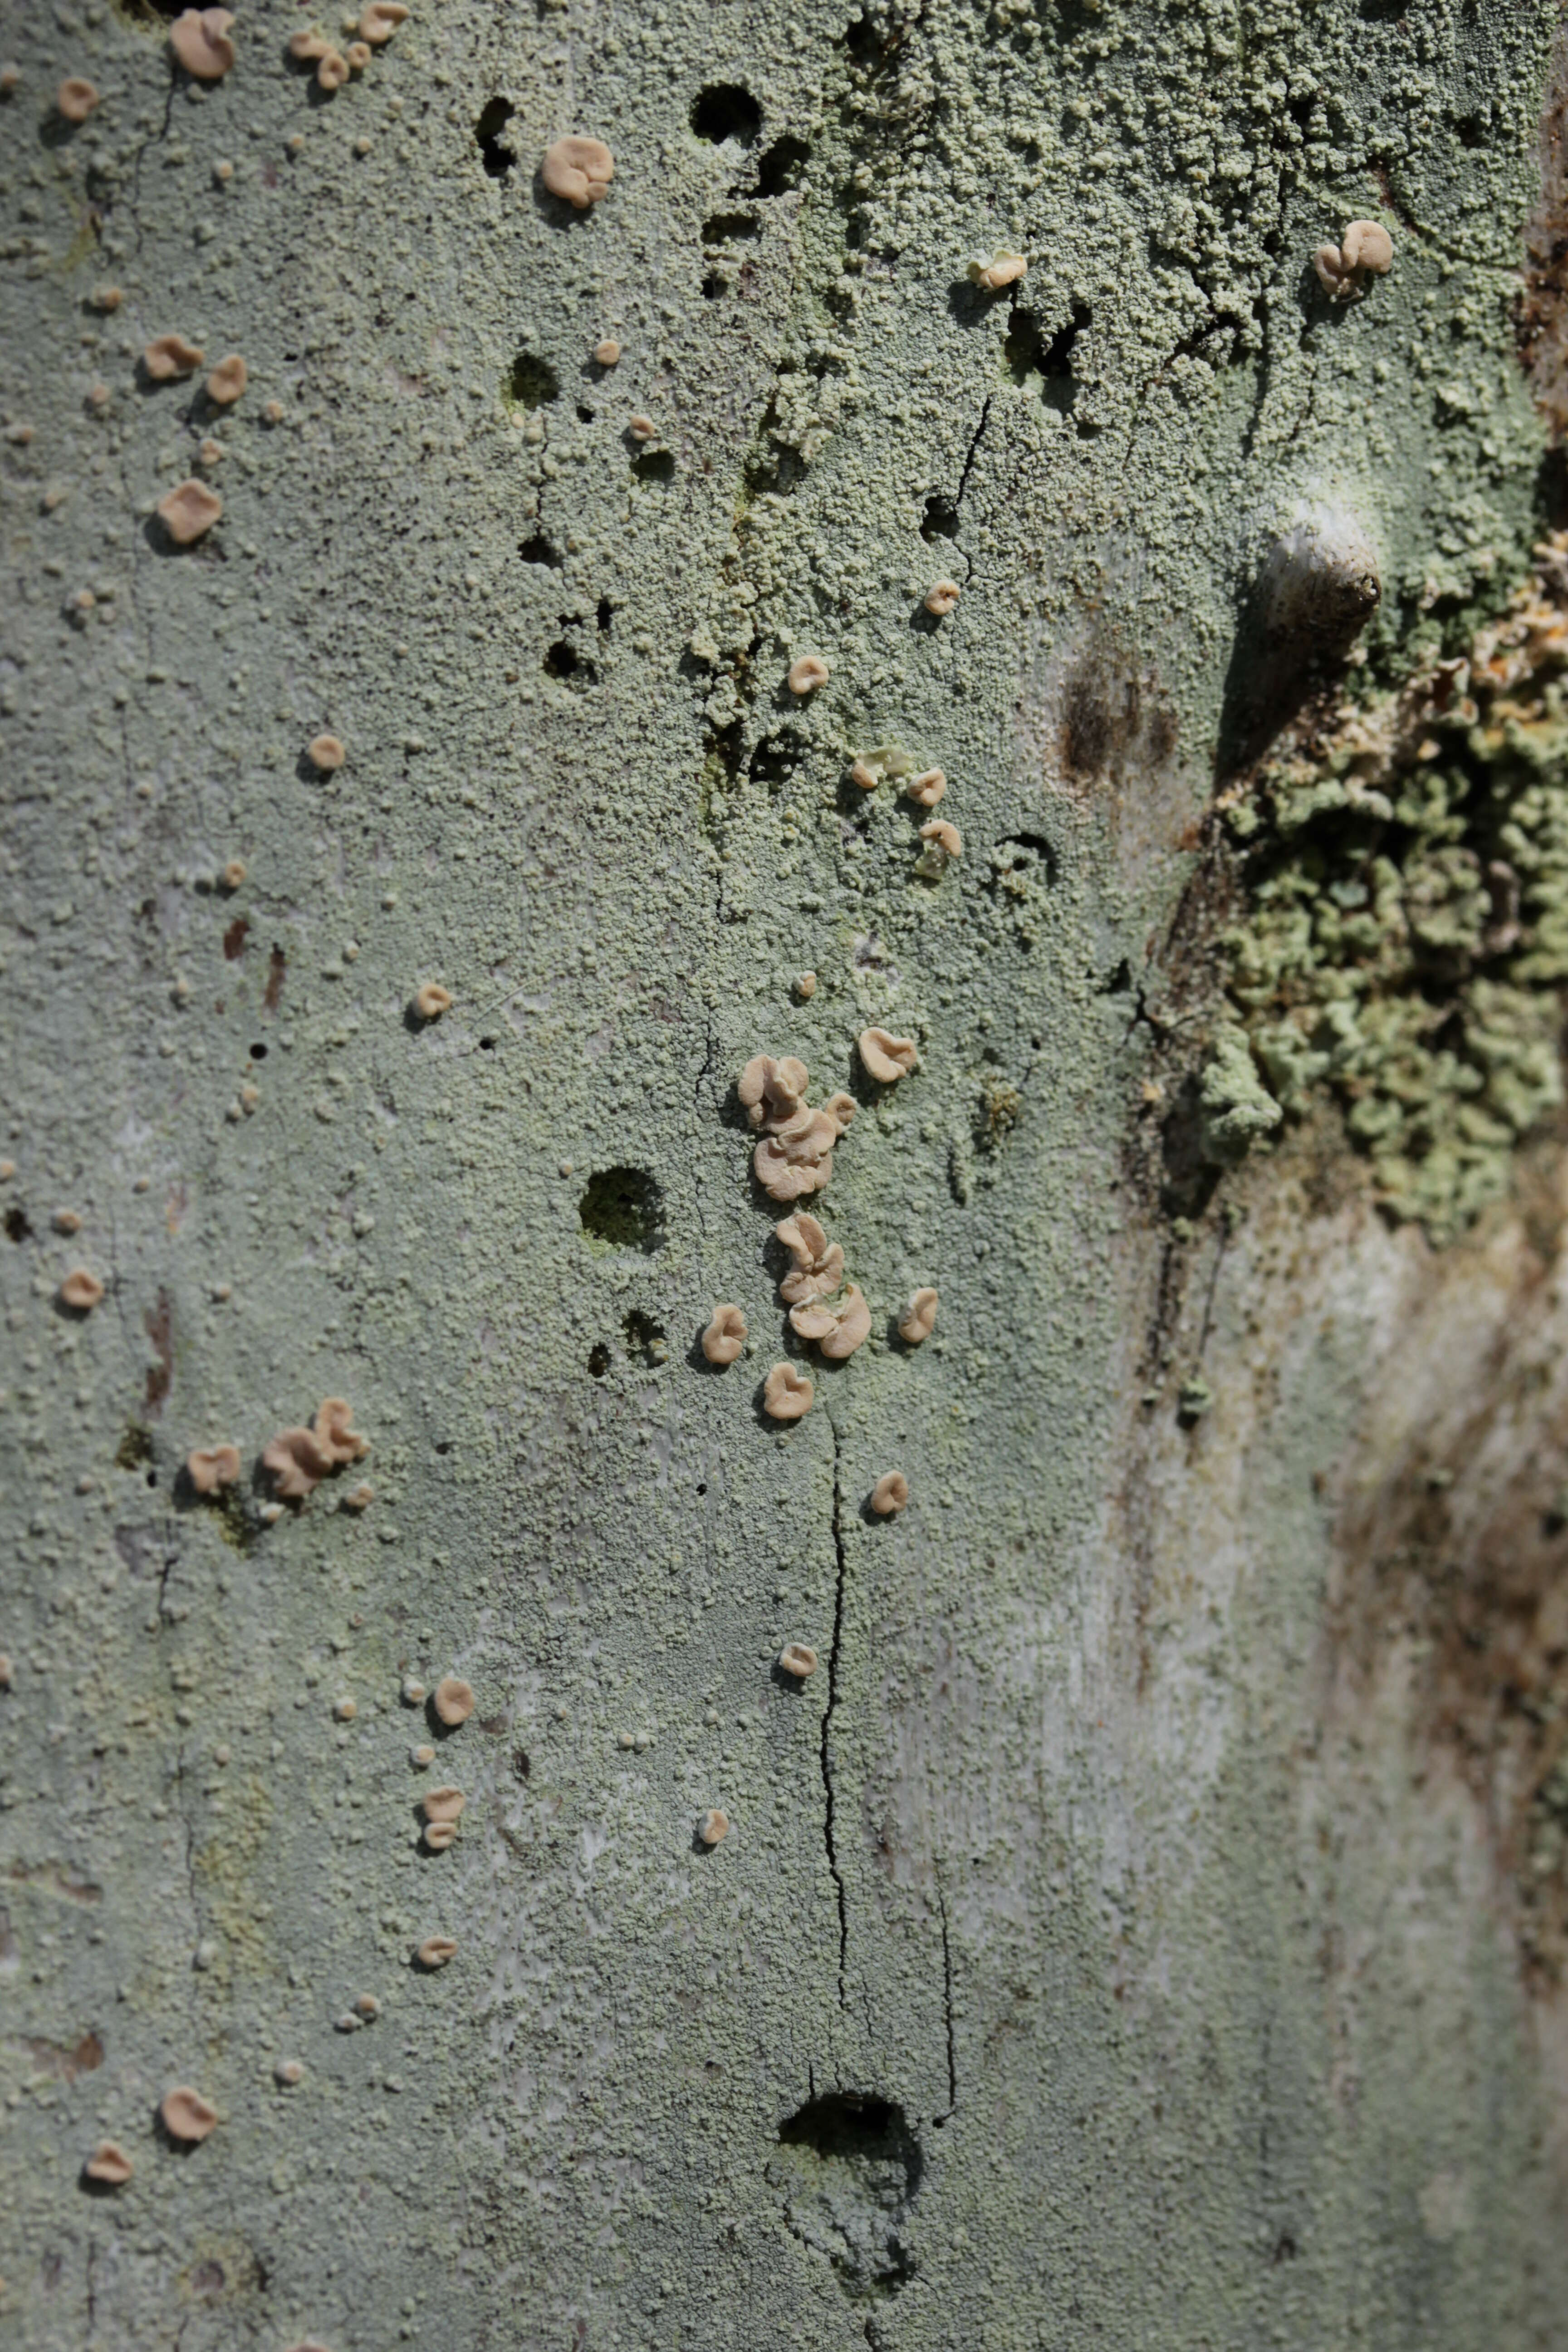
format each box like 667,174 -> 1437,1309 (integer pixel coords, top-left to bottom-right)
6,1 -> 1568,2344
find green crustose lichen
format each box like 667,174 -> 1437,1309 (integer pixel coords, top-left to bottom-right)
1221,549 -> 1568,1240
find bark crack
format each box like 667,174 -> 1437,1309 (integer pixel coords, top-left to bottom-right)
821,1417 -> 849,2006
935,1872 -> 957,2123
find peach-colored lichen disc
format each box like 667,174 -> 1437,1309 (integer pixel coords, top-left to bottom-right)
858,1027 -> 918,1083
697,1808 -> 729,1846
779,1643 -> 818,1679
360,1 -> 410,40
308,733 -> 346,771
169,9 -> 236,81
161,2085 -> 218,2143
206,354 -> 247,406
144,333 -> 205,380
187,1444 -> 241,1494
58,77 -> 99,123
701,1304 -> 747,1366
158,480 -> 222,544
871,1470 -> 910,1517
84,2139 -> 134,2185
762,1362 -> 814,1421
787,654 -> 829,695
542,134 -> 615,208
433,1674 -> 474,1726
59,1268 -> 104,1311
416,1935 -> 458,1967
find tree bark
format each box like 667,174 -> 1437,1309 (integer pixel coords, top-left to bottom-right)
5,1 -> 1568,2345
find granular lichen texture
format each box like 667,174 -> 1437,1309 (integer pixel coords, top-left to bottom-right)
6,1 -> 1568,2348
1222,539 -> 1568,1238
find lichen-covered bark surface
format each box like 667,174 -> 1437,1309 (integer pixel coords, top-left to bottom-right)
4,0 -> 1568,2345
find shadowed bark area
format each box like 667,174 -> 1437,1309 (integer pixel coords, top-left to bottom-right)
5,2 -> 1568,2347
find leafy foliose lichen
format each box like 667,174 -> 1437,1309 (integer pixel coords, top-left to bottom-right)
1218,539 -> 1568,1241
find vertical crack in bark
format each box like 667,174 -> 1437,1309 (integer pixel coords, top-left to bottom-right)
935,1872 -> 957,2123
821,1418 -> 849,2005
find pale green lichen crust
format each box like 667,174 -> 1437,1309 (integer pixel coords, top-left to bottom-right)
5,0 -> 1568,2347
1221,541 -> 1568,1239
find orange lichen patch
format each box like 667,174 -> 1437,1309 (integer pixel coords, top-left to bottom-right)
415,1935 -> 457,1968
220,858 -> 246,891
790,1282 -> 870,1360
628,413 -> 656,441
205,354 -> 247,407
53,1207 -> 82,1233
262,1426 -> 331,1500
859,1028 -> 918,1084
594,337 -> 622,366
360,1 -> 410,40
795,970 -> 816,1000
762,1362 -> 813,1421
187,1444 -> 241,1494
84,2140 -> 133,2186
57,78 -> 99,124
287,30 -> 330,61
787,654 -> 829,695
904,768 -> 946,809
160,2086 -> 218,2143
924,578 -> 961,617
542,133 -> 614,208
779,1642 -> 818,1679
346,41 -> 371,69
775,1212 -> 843,1304
144,334 -> 205,381
316,49 -> 350,90
697,1808 -> 729,1846
423,1819 -> 458,1852
432,1675 -> 474,1727
897,1286 -> 938,1344
822,1092 -> 856,1132
313,1397 -> 368,1465
421,1785 -> 466,1824
157,480 -> 222,544
411,982 -> 452,1022
307,733 -> 346,771
169,9 -> 236,80
341,1481 -> 373,1511
871,1470 -> 909,1516
701,1304 -> 747,1366
920,818 -> 962,858
59,1269 -> 104,1312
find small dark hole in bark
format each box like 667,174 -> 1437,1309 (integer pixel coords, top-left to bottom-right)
691,83 -> 761,146
475,96 -> 516,178
588,1343 -> 612,1377
506,351 -> 559,410
755,136 -> 809,196
5,1206 -> 32,1243
519,533 -> 562,568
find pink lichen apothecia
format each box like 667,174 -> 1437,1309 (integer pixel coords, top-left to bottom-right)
168,10 -> 235,81
542,135 -> 614,208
